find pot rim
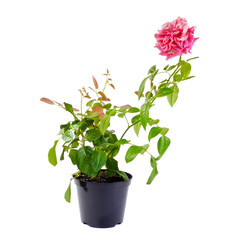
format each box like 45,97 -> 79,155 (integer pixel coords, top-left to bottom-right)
73,170 -> 132,186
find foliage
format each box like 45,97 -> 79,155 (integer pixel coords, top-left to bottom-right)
41,55 -> 198,202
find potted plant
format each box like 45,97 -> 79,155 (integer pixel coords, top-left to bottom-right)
41,17 -> 198,228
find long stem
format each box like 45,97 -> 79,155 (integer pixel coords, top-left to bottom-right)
168,55 -> 182,82
120,120 -> 140,139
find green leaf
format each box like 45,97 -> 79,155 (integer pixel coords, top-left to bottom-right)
85,129 -> 102,142
140,102 -> 151,130
161,127 -> 169,136
64,102 -> 76,118
138,78 -> 148,100
157,136 -> 171,156
173,74 -> 182,82
118,107 -> 127,113
148,118 -> 160,126
64,181 -> 71,203
156,88 -> 173,98
148,65 -> 156,74
69,149 -> 78,165
163,65 -> 169,70
148,127 -> 162,141
86,99 -> 95,107
167,85 -> 179,107
125,144 -> 149,163
117,171 -> 129,181
115,139 -> 130,145
48,140 -> 59,166
106,158 -> 119,171
180,62 -> 191,79
77,147 -> 95,177
118,112 -> 126,118
99,109 -> 117,134
127,107 -> 140,113
62,130 -> 73,142
140,144 -> 150,154
103,103 -> 112,110
167,65 -> 176,71
147,165 -> 158,184
91,150 -> 107,173
133,121 -> 141,136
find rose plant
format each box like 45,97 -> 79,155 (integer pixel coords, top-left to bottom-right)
41,17 -> 198,203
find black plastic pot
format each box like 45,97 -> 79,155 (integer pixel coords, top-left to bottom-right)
74,172 -> 132,228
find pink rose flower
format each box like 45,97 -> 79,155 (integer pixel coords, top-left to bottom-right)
155,17 -> 198,60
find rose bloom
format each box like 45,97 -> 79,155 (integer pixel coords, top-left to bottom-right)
155,17 -> 198,60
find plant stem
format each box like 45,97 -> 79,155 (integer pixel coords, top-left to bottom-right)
168,56 -> 182,82
120,120 -> 140,139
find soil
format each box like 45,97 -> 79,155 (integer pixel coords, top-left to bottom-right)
74,170 -> 125,183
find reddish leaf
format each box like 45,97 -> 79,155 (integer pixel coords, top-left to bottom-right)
98,91 -> 110,101
109,83 -> 115,89
88,86 -> 95,92
54,101 -> 64,108
103,69 -> 110,76
40,97 -> 54,105
84,93 -> 91,99
73,107 -> 79,112
119,104 -> 131,109
92,106 -> 104,119
135,91 -> 144,97
92,76 -> 99,89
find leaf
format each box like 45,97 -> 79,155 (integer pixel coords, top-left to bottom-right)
92,75 -> 99,89
133,121 -> 141,136
131,114 -> 141,136
119,104 -> 132,109
69,149 -> 78,165
85,129 -> 102,142
173,74 -> 182,82
40,97 -> 54,105
180,62 -> 191,79
147,165 -> 158,184
138,78 -> 148,100
117,171 -> 129,181
167,85 -> 179,107
64,102 -> 76,118
163,65 -> 169,70
92,105 -> 104,119
98,91 -> 110,101
127,107 -> 140,113
64,182 -> 71,203
125,144 -> 149,163
135,91 -> 144,98
48,140 -> 59,166
140,102 -> 151,130
160,127 -> 169,136
99,108 -> 116,134
115,139 -> 130,145
157,136 -> 171,156
148,65 -> 156,74
118,107 -> 127,113
167,65 -> 176,71
103,103 -> 112,110
148,118 -> 160,126
148,127 -> 162,141
156,88 -> 173,98
62,130 -> 73,142
106,158 -> 119,171
91,150 -> 107,173
77,147 -> 95,177
109,83 -> 115,89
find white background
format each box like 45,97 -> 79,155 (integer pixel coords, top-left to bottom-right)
1,0 -> 225,239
